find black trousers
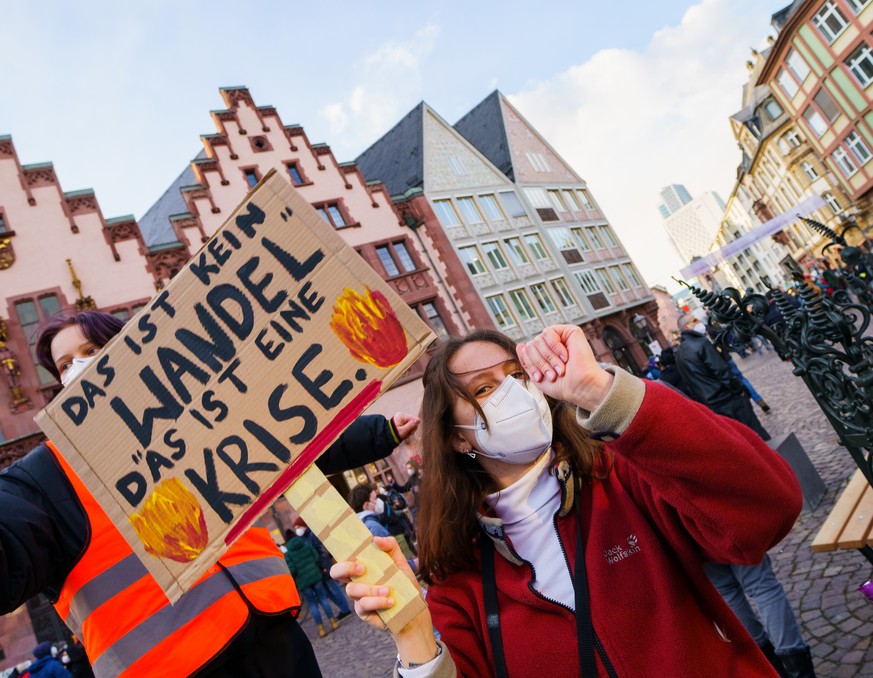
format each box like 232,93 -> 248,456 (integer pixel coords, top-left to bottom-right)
197,611 -> 322,678
712,397 -> 771,441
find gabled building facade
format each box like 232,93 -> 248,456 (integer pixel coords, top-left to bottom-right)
0,136 -> 157,458
757,0 -> 873,237
357,92 -> 665,375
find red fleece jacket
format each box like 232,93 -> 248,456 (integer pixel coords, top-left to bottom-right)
425,382 -> 801,677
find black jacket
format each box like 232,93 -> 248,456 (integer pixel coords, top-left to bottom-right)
674,330 -> 738,408
0,413 -> 398,614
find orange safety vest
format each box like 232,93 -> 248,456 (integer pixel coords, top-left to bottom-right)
47,442 -> 300,677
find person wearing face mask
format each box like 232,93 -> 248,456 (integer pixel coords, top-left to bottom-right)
288,517 -> 353,624
0,310 -> 421,677
331,324 -> 804,677
390,458 -> 422,519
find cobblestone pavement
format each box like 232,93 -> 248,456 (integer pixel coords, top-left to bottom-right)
738,349 -> 873,677
304,349 -> 873,676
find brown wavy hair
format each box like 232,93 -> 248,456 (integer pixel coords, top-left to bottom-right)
416,329 -> 608,584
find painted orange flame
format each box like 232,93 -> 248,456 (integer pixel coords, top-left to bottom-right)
129,478 -> 208,563
330,287 -> 409,368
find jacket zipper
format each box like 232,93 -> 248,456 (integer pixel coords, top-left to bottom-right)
496,506 -> 618,677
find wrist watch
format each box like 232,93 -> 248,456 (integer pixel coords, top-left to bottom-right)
397,643 -> 442,670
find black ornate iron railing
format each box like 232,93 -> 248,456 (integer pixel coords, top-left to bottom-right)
675,217 -> 873,489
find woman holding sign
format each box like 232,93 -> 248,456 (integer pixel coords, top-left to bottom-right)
0,310 -> 420,677
333,324 -> 806,677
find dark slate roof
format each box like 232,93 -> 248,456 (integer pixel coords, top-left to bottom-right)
771,1 -> 803,32
453,91 -> 513,181
355,103 -> 425,196
137,151 -> 203,249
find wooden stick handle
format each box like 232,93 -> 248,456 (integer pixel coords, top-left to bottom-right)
284,464 -> 426,633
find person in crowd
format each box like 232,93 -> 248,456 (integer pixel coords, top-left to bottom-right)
655,346 -> 688,393
675,314 -> 770,440
349,483 -> 418,572
60,636 -> 95,678
0,310 -> 420,677
333,324 -> 806,676
289,518 -> 353,623
284,531 -> 344,638
674,315 -> 813,676
27,642 -> 66,678
644,354 -> 661,380
390,458 -> 422,518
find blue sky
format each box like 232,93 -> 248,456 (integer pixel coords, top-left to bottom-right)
1,0 -> 789,289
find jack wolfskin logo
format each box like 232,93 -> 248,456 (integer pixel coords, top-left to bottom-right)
603,534 -> 641,565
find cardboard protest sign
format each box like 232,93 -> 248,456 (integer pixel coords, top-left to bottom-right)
36,169 -> 435,606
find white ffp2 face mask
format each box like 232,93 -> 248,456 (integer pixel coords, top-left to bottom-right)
455,377 -> 552,464
61,356 -> 95,387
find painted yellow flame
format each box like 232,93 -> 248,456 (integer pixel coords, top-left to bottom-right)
330,287 -> 408,368
129,478 -> 208,563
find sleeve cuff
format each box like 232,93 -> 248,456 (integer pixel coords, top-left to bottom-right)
575,366 -> 646,440
395,641 -> 454,678
388,416 -> 401,445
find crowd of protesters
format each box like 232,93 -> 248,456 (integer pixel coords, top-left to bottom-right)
0,293 -> 830,677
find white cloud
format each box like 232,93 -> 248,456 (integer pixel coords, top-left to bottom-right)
320,24 -> 440,151
509,0 -> 776,290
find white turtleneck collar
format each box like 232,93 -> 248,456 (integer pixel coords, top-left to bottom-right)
484,450 -> 574,609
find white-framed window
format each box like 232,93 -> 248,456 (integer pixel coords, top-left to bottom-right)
508,289 -> 537,322
390,241 -> 417,272
845,130 -> 872,163
458,245 -> 486,275
504,237 -> 530,265
479,194 -> 504,221
432,199 -> 460,226
498,191 -> 527,217
800,161 -> 819,180
783,129 -> 802,149
764,99 -> 783,120
621,263 -> 642,287
595,268 -> 616,294
571,227 -> 591,252
823,191 -> 842,212
550,277 -> 576,308
599,226 -> 617,248
574,270 -> 601,295
447,155 -> 468,176
376,246 -> 400,277
846,43 -> 873,87
608,266 -> 629,291
524,234 -> 550,261
776,69 -> 799,98
813,88 -> 840,122
833,145 -> 859,176
847,0 -> 871,12
482,241 -> 509,270
530,283 -> 557,314
564,190 -> 581,210
548,227 -> 584,264
486,294 -> 516,329
524,187 -> 551,209
586,226 -> 605,249
803,106 -> 828,137
456,197 -> 483,224
786,49 -> 810,82
813,1 -> 849,43
527,152 -> 551,172
548,190 -> 567,212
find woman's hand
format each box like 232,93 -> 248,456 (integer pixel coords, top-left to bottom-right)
392,412 -> 421,441
517,324 -> 614,411
331,537 -> 439,665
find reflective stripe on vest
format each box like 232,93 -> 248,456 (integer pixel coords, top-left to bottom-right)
48,442 -> 300,677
